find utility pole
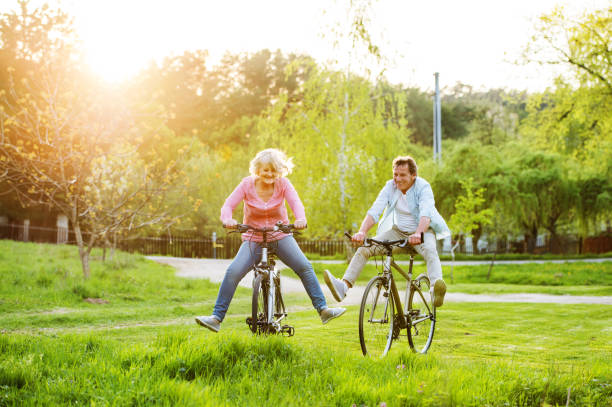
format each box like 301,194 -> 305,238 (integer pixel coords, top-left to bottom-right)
433,72 -> 442,163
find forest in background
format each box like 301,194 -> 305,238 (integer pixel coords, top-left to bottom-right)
0,1 -> 610,275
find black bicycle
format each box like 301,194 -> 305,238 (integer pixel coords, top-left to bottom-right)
227,222 -> 299,336
346,232 -> 436,356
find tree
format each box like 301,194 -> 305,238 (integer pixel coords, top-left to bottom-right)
0,2 -> 192,277
0,58 -> 126,277
447,178 -> 493,280
521,6 -> 612,174
256,64 -> 415,237
510,150 -> 577,253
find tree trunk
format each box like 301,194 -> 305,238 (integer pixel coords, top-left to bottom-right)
472,224 -> 483,254
338,90 -> 349,229
73,222 -> 91,279
525,224 -> 538,254
110,233 -> 117,261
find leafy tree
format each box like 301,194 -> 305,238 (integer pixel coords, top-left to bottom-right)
521,6 -> 612,174
431,141 -> 505,248
0,2 -> 193,276
447,177 -> 493,265
509,150 -> 578,253
256,63 -> 416,237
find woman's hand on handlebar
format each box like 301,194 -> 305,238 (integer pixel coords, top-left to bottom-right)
294,219 -> 307,229
222,218 -> 238,228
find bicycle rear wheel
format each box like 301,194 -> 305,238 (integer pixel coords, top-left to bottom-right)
251,273 -> 269,334
359,276 -> 394,357
407,274 -> 436,353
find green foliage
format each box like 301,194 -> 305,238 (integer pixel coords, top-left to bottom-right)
1,1 -> 611,251
448,178 -> 493,239
257,64 -> 421,237
521,6 -> 612,175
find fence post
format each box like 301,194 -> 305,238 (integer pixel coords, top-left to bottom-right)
212,232 -> 217,259
23,219 -> 30,242
56,214 -> 68,244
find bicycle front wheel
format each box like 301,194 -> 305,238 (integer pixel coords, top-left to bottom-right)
359,276 -> 394,357
407,274 -> 436,353
251,273 -> 269,334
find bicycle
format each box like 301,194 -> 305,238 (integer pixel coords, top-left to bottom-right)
227,222 -> 299,337
345,232 -> 436,356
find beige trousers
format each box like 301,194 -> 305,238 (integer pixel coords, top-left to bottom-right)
342,226 -> 443,286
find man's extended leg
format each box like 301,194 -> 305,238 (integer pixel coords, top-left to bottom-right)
324,228 -> 403,302
413,230 -> 446,307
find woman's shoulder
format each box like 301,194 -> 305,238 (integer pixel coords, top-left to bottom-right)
240,176 -> 254,186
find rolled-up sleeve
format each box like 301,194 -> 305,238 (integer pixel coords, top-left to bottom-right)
367,181 -> 393,223
417,183 -> 435,219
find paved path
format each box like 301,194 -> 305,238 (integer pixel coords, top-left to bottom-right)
314,258 -> 611,266
147,256 -> 612,306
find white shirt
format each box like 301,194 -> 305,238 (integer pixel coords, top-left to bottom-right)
394,193 -> 418,233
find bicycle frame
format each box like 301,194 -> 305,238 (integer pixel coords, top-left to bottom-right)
357,232 -> 437,355
234,222 -> 295,336
378,250 -> 415,330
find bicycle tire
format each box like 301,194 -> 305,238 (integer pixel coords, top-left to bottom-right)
407,274 -> 436,353
359,276 -> 395,357
251,273 -> 269,334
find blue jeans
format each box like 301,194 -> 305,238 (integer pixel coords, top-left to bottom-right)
212,235 -> 327,321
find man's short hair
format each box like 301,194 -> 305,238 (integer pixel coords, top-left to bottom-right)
392,156 -> 417,175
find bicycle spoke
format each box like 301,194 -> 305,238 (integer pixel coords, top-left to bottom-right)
359,277 -> 394,357
407,275 -> 436,353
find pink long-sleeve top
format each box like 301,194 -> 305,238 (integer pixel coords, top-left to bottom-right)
220,176 -> 307,242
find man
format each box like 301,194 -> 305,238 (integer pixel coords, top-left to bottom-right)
324,156 -> 450,307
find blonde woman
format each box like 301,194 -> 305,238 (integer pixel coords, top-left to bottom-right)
196,148 -> 345,332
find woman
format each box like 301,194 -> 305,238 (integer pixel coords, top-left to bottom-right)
195,148 -> 345,332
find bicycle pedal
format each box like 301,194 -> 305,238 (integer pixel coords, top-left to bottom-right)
280,325 -> 295,337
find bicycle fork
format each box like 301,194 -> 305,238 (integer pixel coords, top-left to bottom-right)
260,246 -> 293,336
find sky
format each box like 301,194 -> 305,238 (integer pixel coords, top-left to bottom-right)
5,0 -> 610,92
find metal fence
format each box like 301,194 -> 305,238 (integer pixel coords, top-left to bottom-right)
0,223 -> 348,259
2,223 -> 610,257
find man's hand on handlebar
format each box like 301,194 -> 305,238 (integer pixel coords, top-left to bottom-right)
408,232 -> 423,245
294,219 -> 307,229
351,231 -> 367,247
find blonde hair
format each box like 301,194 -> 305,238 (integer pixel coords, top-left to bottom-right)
249,148 -> 294,177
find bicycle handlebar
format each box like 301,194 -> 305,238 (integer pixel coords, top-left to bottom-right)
224,222 -> 304,234
344,231 -> 424,248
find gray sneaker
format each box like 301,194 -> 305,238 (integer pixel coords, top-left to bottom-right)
432,279 -> 447,307
323,270 -> 348,302
320,307 -> 346,324
195,315 -> 220,332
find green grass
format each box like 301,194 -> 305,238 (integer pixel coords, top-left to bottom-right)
1,240 -> 611,406
305,251 -> 612,261
313,260 -> 612,296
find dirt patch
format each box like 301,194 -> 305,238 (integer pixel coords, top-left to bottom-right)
84,298 -> 109,304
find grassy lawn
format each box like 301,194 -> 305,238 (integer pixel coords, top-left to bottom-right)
1,240 -> 611,406
313,260 -> 612,296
